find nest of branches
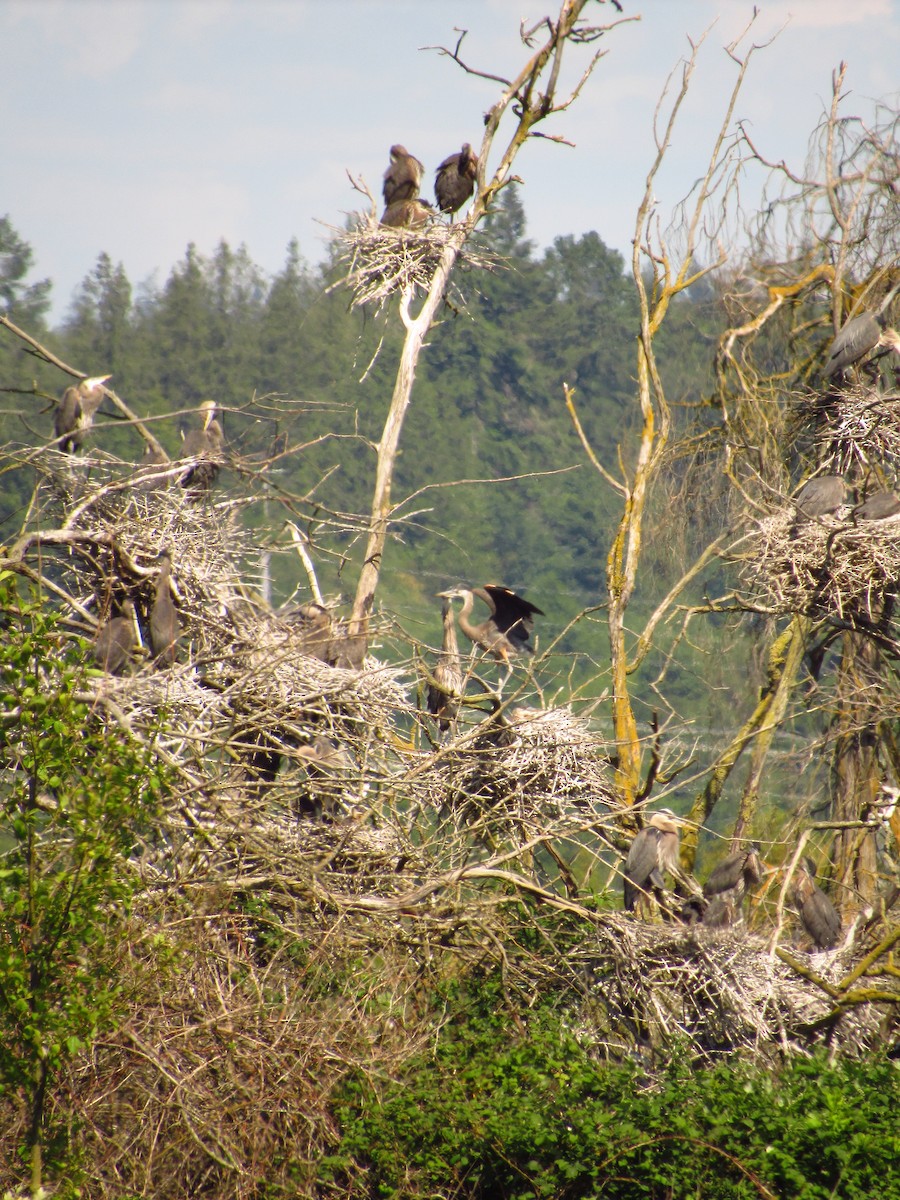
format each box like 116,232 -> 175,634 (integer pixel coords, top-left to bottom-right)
738,506 -> 900,621
332,214 -> 498,309
571,915 -> 894,1065
792,382 -> 900,476
415,704 -> 620,844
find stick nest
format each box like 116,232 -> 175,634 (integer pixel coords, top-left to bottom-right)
332,214 -> 499,309
792,382 -> 900,475
737,506 -> 900,620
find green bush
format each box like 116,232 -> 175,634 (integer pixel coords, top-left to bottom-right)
321,971 -> 900,1199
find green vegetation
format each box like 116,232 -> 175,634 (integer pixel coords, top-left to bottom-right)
325,970 -> 900,1199
0,577 -> 169,1191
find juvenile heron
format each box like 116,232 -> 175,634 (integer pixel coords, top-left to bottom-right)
623,809 -> 682,912
380,197 -> 432,229
792,857 -> 841,950
853,490 -> 900,521
281,601 -> 333,663
792,475 -> 846,524
179,400 -> 224,491
54,375 -> 111,453
434,143 -> 478,214
382,144 -> 424,206
92,599 -> 140,675
823,283 -> 900,380
702,843 -> 763,928
149,551 -> 180,667
427,597 -> 464,734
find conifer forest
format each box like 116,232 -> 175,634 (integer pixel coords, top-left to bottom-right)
1,3 -> 899,1197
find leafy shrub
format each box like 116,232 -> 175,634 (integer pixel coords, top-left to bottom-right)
321,970 -> 900,1199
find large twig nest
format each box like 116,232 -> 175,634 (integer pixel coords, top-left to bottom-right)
792,383 -> 900,475
415,705 -> 620,841
738,506 -> 900,620
330,215 -> 498,309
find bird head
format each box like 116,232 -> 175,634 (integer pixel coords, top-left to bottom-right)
647,808 -> 680,833
80,374 -> 112,396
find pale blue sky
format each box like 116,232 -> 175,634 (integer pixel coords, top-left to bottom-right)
3,0 -> 898,323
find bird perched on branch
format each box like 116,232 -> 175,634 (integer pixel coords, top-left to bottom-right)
427,597 -> 464,735
382,144 -> 424,206
792,857 -> 841,950
852,490 -> 900,522
623,809 -> 683,913
92,599 -> 140,675
149,551 -> 180,667
823,282 -> 900,380
53,375 -> 111,453
792,475 -> 846,526
179,400 -> 224,491
702,843 -> 763,928
434,143 -> 478,214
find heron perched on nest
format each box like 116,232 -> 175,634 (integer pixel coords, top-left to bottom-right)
792,475 -> 846,525
702,844 -> 763,928
623,809 -> 683,913
380,197 -> 433,229
92,598 -> 140,675
853,490 -> 900,522
149,551 -> 180,667
823,282 -> 900,380
791,857 -> 842,950
281,601 -> 334,663
382,144 -> 424,206
434,143 -> 478,214
54,375 -> 111,453
179,400 -> 224,490
427,596 -> 464,735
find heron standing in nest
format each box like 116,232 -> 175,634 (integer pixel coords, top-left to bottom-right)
179,400 -> 224,491
149,551 -> 180,667
382,144 -> 424,206
54,375 -> 111,453
623,809 -> 684,913
791,857 -> 841,950
702,843 -> 763,928
791,475 -> 846,529
427,596 -> 464,736
434,143 -> 478,215
823,282 -> 900,381
92,598 -> 141,675
436,584 -> 543,693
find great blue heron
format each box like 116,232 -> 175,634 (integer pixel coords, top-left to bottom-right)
179,400 -> 224,490
281,601 -> 334,663
702,843 -> 763,928
437,585 -> 543,665
853,490 -> 900,521
92,599 -> 140,675
380,197 -> 433,229
792,857 -> 841,950
434,143 -> 478,214
149,551 -> 180,666
823,283 -> 900,380
792,475 -> 846,524
294,735 -> 354,820
54,375 -> 111,453
623,809 -> 682,912
427,597 -> 464,734
382,144 -> 424,206
133,443 -> 169,491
